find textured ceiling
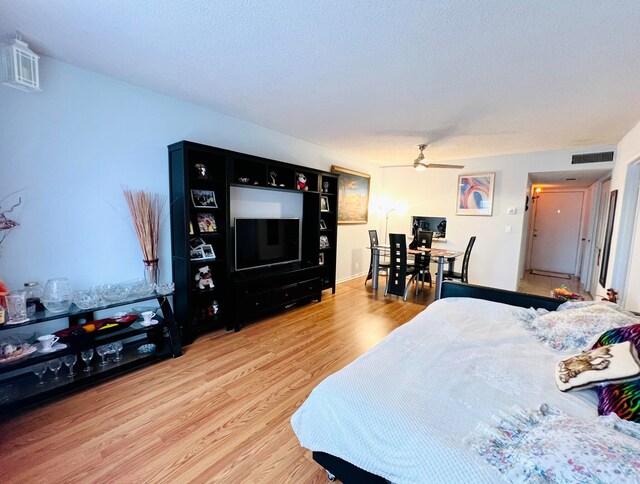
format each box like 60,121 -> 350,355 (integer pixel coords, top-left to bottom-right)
1,0 -> 639,165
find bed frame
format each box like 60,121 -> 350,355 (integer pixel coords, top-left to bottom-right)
312,281 -> 562,483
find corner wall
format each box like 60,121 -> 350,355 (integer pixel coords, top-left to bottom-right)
0,56 -> 382,289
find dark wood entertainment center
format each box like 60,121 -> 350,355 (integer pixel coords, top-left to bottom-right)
168,141 -> 338,342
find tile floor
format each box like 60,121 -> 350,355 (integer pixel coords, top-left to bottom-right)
517,271 -> 593,301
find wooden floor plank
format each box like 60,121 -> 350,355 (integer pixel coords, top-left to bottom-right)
0,277 -> 432,482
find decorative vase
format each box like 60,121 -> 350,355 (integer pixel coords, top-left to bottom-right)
144,259 -> 159,286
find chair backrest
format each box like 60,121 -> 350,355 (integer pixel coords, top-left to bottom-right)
368,229 -> 379,247
386,233 -> 408,296
460,236 -> 476,283
417,230 -> 433,249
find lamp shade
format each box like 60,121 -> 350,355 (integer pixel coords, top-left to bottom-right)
2,38 -> 40,92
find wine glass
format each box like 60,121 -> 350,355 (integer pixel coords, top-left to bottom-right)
112,341 -> 123,362
96,344 -> 110,367
32,363 -> 47,386
47,358 -> 62,381
80,349 -> 94,373
63,354 -> 77,378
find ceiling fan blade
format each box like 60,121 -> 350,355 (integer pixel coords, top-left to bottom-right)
426,163 -> 465,169
381,164 -> 415,168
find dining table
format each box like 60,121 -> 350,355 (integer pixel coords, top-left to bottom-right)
369,245 -> 464,300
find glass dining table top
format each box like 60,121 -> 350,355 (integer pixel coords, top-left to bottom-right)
369,245 -> 463,259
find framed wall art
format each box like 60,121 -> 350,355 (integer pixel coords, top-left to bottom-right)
456,173 -> 495,216
331,165 -> 370,224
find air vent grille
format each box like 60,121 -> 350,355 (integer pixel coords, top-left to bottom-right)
572,151 -> 614,164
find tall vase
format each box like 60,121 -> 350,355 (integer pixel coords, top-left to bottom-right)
143,259 -> 159,286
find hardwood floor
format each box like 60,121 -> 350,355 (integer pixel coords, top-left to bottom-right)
0,277 -> 433,483
517,271 -> 593,301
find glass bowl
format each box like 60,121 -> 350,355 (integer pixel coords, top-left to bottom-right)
125,279 -> 156,298
97,284 -> 130,303
42,278 -> 73,313
73,290 -> 102,310
137,343 -> 156,355
156,283 -> 175,296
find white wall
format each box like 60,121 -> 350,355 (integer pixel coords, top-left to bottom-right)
381,148 -> 615,290
608,120 -> 640,311
0,56 -> 382,290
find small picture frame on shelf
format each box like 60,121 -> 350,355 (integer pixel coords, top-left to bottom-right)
320,196 -> 330,212
197,213 -> 217,233
320,219 -> 328,230
190,246 -> 205,260
201,244 -> 216,260
320,235 -> 330,249
193,163 -> 211,180
190,237 -> 206,249
319,253 -> 325,266
191,189 -> 218,208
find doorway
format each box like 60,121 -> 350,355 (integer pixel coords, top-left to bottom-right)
530,191 -> 584,275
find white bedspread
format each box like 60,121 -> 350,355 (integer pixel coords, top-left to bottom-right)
291,297 -> 599,483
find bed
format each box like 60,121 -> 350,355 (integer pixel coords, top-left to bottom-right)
291,282 -> 640,483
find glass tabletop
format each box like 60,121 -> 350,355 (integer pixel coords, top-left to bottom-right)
369,245 -> 463,259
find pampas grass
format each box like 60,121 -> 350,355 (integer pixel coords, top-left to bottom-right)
123,188 -> 166,262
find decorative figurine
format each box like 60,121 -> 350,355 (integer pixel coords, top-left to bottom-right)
194,163 -> 209,179
195,265 -> 215,290
269,171 -> 278,186
322,181 -> 329,193
296,173 -> 308,191
238,177 -> 250,184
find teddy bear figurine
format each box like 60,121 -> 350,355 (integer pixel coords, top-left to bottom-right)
296,173 -> 308,191
195,265 -> 215,290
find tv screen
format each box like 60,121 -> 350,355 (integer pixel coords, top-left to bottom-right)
235,218 -> 301,271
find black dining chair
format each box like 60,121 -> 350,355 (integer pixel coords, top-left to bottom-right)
365,230 -> 390,286
414,230 -> 433,288
445,236 -> 476,284
385,233 -> 420,301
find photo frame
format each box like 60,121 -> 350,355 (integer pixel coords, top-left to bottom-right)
319,253 -> 325,266
191,189 -> 218,208
320,235 -> 330,249
320,219 -> 328,230
197,213 -> 217,233
599,189 -> 618,287
190,237 -> 206,249
190,246 -> 205,260
456,173 -> 495,216
331,165 -> 370,224
320,196 -> 330,212
201,244 -> 216,260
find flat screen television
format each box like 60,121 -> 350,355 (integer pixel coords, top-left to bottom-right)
235,218 -> 301,271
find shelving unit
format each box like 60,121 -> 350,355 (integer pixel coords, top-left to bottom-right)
169,141 -> 338,337
0,292 -> 181,414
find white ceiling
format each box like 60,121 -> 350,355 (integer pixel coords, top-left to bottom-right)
530,169 -> 611,189
1,1 -> 639,165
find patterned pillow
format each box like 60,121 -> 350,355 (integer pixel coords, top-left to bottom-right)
593,324 -> 640,422
555,342 -> 640,392
467,404 -> 640,482
524,304 -> 638,351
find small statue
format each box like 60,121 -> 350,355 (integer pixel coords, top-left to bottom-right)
194,163 -> 209,179
322,181 -> 329,193
269,171 -> 277,186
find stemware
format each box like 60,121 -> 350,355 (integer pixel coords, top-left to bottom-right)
63,354 -> 77,378
32,363 -> 47,386
96,344 -> 110,367
80,349 -> 94,373
112,341 -> 123,362
47,358 -> 62,381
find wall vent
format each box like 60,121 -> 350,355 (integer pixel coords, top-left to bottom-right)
571,151 -> 614,164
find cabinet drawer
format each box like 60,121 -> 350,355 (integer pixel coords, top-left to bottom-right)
238,293 -> 265,315
272,284 -> 300,306
299,278 -> 321,297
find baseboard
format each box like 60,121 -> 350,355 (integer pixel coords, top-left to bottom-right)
337,271 -> 368,284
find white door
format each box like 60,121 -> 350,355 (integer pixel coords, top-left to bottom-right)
530,191 -> 584,274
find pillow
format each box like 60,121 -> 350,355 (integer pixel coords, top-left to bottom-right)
555,341 -> 640,392
592,324 -> 640,422
467,404 -> 640,483
523,304 -> 639,351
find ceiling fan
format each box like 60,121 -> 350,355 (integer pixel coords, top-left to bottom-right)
384,144 -> 465,171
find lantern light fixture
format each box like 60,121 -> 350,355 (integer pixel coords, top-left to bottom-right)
2,33 -> 41,92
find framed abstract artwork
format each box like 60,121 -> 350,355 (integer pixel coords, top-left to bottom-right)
456,173 -> 495,216
331,165 -> 370,224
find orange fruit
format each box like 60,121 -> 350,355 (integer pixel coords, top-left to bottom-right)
83,323 -> 96,332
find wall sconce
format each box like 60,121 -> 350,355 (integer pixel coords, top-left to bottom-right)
2,34 -> 41,92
